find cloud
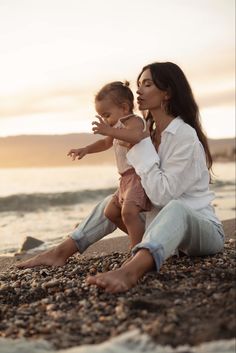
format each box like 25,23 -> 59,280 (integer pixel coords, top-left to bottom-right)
0,69 -> 234,120
198,89 -> 235,108
0,86 -> 92,119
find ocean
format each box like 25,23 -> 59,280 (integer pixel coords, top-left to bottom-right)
0,163 -> 235,255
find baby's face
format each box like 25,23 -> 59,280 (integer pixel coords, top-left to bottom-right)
95,97 -> 124,127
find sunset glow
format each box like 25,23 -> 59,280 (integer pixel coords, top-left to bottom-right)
0,0 -> 235,138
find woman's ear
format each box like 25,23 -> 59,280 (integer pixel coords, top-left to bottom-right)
164,89 -> 171,101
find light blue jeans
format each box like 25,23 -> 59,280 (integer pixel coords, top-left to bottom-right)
71,196 -> 225,271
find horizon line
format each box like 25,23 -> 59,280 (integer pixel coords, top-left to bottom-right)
0,132 -> 235,141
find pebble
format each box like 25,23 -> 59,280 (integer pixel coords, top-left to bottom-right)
0,241 -> 235,350
115,304 -> 127,320
162,323 -> 176,334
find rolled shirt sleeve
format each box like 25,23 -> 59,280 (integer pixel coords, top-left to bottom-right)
127,137 -> 160,173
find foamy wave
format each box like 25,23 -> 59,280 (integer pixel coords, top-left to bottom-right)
0,188 -> 116,213
0,180 -> 234,213
211,180 -> 235,189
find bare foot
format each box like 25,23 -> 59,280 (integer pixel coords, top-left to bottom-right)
16,248 -> 67,268
87,249 -> 155,293
86,267 -> 138,293
121,254 -> 132,267
16,237 -> 78,268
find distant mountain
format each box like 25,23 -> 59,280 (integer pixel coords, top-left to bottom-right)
0,134 -> 115,168
0,133 -> 234,168
207,138 -> 235,162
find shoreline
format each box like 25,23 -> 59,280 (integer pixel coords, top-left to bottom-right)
0,218 -> 235,273
0,157 -> 235,168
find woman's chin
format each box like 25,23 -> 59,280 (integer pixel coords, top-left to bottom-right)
137,103 -> 146,111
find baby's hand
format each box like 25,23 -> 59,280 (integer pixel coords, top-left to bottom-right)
92,116 -> 110,136
67,148 -> 88,160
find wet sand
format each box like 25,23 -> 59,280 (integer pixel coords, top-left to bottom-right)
0,218 -> 235,273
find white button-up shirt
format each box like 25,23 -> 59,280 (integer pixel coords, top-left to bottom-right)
127,117 -> 221,225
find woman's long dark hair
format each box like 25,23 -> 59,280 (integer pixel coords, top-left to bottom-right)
137,62 -> 213,171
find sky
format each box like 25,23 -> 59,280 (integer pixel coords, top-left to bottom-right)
0,0 -> 235,139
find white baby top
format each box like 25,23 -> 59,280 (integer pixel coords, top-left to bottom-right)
113,114 -> 147,175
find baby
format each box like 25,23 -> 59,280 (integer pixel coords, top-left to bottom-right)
68,81 -> 151,248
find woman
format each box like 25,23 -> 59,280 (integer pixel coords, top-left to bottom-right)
18,62 -> 224,293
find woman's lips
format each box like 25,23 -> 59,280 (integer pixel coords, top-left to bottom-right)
137,97 -> 143,104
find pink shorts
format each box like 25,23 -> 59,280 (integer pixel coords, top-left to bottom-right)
113,168 -> 152,211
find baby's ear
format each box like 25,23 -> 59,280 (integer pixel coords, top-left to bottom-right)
121,102 -> 130,113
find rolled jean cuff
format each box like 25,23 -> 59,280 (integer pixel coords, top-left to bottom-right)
71,229 -> 87,253
71,215 -> 117,254
131,242 -> 165,272
71,216 -> 110,253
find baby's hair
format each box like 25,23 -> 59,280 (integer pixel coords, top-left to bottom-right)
95,81 -> 134,111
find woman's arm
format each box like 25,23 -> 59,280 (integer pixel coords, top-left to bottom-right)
127,136 -> 202,207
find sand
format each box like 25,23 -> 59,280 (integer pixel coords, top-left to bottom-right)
0,218 -> 235,353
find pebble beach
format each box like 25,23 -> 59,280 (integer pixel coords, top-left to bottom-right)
0,218 -> 235,353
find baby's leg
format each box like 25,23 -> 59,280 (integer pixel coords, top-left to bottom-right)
104,198 -> 128,234
121,202 -> 144,248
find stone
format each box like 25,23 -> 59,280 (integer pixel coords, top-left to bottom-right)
20,236 -> 44,252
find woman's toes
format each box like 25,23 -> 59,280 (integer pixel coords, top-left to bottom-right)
86,276 -> 97,285
96,278 -> 106,287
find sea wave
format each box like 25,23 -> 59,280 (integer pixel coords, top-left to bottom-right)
211,180 -> 235,189
0,180 -> 234,213
0,188 -> 116,213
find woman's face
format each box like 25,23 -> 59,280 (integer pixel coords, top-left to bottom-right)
136,69 -> 166,111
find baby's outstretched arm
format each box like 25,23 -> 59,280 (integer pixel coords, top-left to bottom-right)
67,137 -> 113,161
67,147 -> 88,160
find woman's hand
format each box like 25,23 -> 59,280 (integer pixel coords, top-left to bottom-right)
92,116 -> 111,136
67,147 -> 88,160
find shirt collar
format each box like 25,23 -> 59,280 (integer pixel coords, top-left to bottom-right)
163,116 -> 183,135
